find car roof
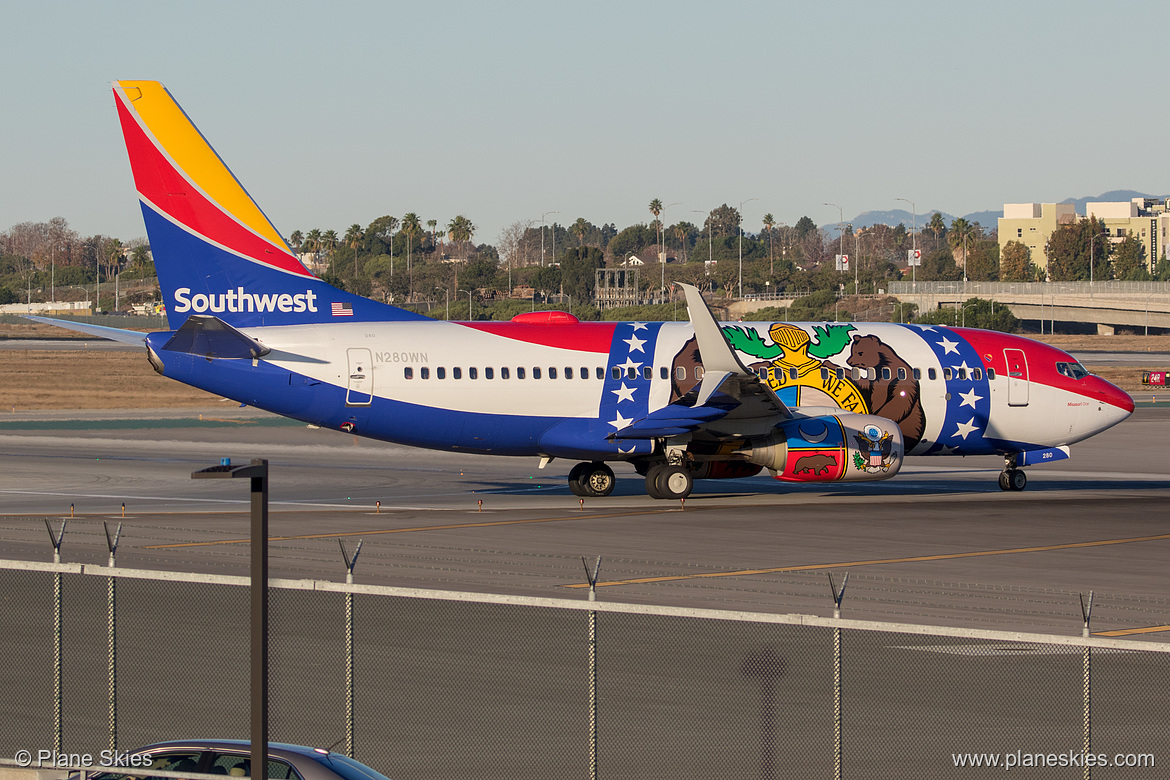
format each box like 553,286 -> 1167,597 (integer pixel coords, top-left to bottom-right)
140,741 -> 326,758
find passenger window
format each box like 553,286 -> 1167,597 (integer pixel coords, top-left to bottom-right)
612,367 -> 621,380
549,367 -> 558,379
972,368 -> 982,380
987,368 -> 996,380
533,367 -> 541,379
404,367 -> 413,380
851,367 -> 860,381
912,367 -> 920,380
565,367 -> 573,379
627,367 -> 637,380
659,366 -> 668,380
501,367 -> 510,379
943,368 -> 953,380
485,367 -> 494,379
596,367 -> 604,380
517,367 -> 525,379
437,367 -> 446,379
821,367 -> 830,380
898,367 -> 906,380
882,367 -> 891,380
584,368 -> 591,380
420,367 -> 429,380
469,367 -> 478,379
790,367 -> 798,381
148,753 -> 204,777
695,366 -> 705,379
453,367 -> 462,379
836,367 -> 845,381
958,368 -> 967,380
643,366 -> 652,380
676,366 -> 687,380
928,368 -> 936,380
757,367 -> 768,379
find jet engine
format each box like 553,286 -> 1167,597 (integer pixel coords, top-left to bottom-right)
738,413 -> 904,483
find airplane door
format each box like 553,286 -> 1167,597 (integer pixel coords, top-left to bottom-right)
346,348 -> 373,406
1004,348 -> 1029,407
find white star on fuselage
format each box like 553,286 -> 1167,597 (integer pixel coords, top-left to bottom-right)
937,337 -> 960,355
617,357 -> 643,373
623,334 -> 647,353
953,417 -> 978,439
611,383 -> 637,403
959,388 -> 982,409
630,322 -> 649,331
608,411 -> 633,430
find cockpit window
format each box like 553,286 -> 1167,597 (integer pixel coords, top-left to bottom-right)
1056,361 -> 1090,380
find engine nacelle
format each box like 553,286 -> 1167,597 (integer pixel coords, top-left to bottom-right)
739,413 -> 903,483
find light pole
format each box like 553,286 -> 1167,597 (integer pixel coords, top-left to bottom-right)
692,209 -> 713,269
896,197 -> 917,290
435,287 -> 449,319
459,288 -> 472,320
541,211 -> 559,267
738,197 -> 758,299
824,202 -> 852,294
661,202 -> 681,301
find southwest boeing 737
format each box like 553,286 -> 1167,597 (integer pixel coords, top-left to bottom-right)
32,81 -> 1135,499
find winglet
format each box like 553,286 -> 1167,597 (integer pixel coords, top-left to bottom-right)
677,282 -> 754,375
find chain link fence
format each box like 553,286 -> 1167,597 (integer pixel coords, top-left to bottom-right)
2,559 -> 1168,779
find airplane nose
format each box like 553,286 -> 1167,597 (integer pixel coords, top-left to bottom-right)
1100,378 -> 1135,416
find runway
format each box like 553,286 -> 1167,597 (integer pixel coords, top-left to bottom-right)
2,403 -> 1168,639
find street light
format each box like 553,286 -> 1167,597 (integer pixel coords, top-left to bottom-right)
692,209 -> 713,269
459,288 -> 472,320
191,458 -> 269,780
540,211 -> 559,267
435,287 -> 449,320
738,197 -> 758,299
824,202 -> 853,294
896,197 -> 917,290
661,201 -> 681,301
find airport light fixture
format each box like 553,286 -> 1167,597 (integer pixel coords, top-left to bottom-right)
459,288 -> 473,320
191,458 -> 269,780
896,197 -> 917,290
661,202 -> 681,298
541,211 -> 559,267
738,198 -> 758,299
824,202 -> 854,294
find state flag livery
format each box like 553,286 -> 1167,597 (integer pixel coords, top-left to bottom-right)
332,302 -> 354,317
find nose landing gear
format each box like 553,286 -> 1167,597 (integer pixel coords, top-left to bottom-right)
999,455 -> 1027,491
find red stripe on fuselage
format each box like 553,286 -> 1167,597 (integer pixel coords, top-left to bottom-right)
115,97 -> 312,278
956,328 -> 1134,412
459,321 -> 619,352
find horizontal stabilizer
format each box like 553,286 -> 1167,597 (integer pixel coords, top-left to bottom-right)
23,316 -> 147,345
162,315 -> 271,359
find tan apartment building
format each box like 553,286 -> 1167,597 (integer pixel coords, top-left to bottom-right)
998,198 -> 1168,274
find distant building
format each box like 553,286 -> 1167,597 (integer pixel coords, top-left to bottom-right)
595,267 -> 640,309
999,199 -> 1168,274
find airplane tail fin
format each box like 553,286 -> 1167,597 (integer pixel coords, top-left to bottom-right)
112,80 -> 428,329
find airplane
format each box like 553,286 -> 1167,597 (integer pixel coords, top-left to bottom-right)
30,80 -> 1135,500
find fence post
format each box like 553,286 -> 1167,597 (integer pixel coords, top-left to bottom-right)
105,522 -> 122,755
829,573 -> 849,780
583,556 -> 602,780
45,519 -> 66,753
340,540 -> 363,758
1080,591 -> 1094,780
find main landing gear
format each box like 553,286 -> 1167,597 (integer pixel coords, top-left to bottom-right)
568,461 -> 616,497
644,464 -> 694,500
999,455 -> 1027,491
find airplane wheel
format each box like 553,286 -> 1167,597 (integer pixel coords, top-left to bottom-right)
582,462 -> 616,497
655,465 -> 693,500
998,471 -> 1012,491
568,462 -> 590,497
1009,469 -> 1027,491
645,465 -> 667,499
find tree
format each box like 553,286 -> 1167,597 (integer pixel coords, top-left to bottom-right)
560,246 -> 606,301
704,204 -> 741,238
447,215 -> 475,259
366,216 -> 399,276
289,230 -> 303,252
762,213 -> 775,270
572,217 -> 589,247
304,228 -> 322,253
401,213 -> 421,295
927,212 -> 947,252
344,224 -> 364,279
793,215 -> 817,239
1046,220 -> 1092,281
1110,234 -> 1148,280
1154,251 -> 1170,281
999,240 -> 1032,282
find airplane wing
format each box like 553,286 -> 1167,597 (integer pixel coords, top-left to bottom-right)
611,283 -> 791,441
22,315 -> 148,346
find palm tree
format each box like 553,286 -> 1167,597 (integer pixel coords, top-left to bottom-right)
401,213 -> 421,297
928,212 -> 947,253
762,213 -> 775,272
322,229 -> 338,256
948,217 -> 976,271
673,223 -> 690,263
344,223 -> 364,280
305,228 -> 322,254
289,230 -> 303,252
380,216 -> 399,277
572,217 -> 589,247
447,215 -> 475,259
427,219 -> 438,255
649,198 -> 663,262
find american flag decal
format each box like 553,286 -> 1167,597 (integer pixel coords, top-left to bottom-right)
331,302 -> 353,317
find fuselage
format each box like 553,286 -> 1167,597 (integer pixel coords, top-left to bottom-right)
145,317 -> 1134,462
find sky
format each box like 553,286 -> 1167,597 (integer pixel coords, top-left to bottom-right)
3,0 -> 1169,248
